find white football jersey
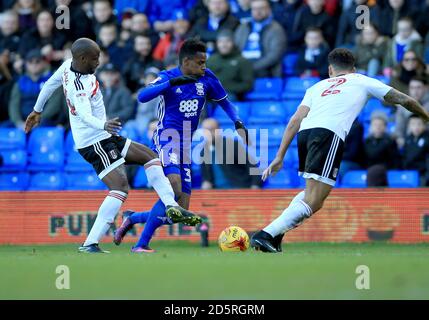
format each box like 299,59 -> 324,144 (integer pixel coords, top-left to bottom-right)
34,59 -> 111,148
298,73 -> 392,141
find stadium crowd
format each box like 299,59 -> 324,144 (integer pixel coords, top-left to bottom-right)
0,0 -> 429,189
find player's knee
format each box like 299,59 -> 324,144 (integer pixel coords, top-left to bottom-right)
113,179 -> 129,194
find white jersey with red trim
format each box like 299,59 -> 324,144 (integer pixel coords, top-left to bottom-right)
298,73 -> 392,141
33,58 -> 111,148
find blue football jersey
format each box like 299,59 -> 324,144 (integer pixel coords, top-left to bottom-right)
152,67 -> 227,148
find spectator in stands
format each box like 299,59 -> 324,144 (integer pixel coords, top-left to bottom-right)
394,76 -> 429,147
231,0 -> 252,23
207,30 -> 254,101
402,114 -> 429,186
52,0 -> 95,42
117,9 -> 134,47
364,111 -> 399,186
271,0 -> 303,51
200,118 -> 261,189
0,10 -> 21,58
289,0 -> 336,50
189,0 -> 239,54
152,11 -> 190,64
18,10 -> 67,69
92,0 -> 116,37
0,52 -> 13,125
383,17 -> 424,69
372,0 -> 418,37
122,34 -> 163,93
295,27 -> 329,79
335,0 -> 369,48
234,0 -> 287,78
338,119 -> 364,181
99,63 -> 135,124
148,0 -> 196,33
8,49 -> 63,129
354,23 -> 388,77
128,67 -> 161,136
97,23 -> 124,70
389,50 -> 428,93
13,0 -> 40,32
129,13 -> 160,49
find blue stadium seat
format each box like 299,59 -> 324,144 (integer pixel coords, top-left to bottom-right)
283,53 -> 299,76
133,167 -> 148,188
0,150 -> 27,172
28,171 -> 66,190
245,78 -> 283,100
28,127 -> 64,171
120,122 -> 140,142
387,170 -> 419,188
248,124 -> 284,147
282,77 -> 319,100
340,170 -> 367,188
65,172 -> 106,190
263,169 -> 298,189
213,104 -> 233,125
0,128 -> 26,151
64,131 -> 93,172
233,102 -> 251,122
249,101 -> 289,124
282,100 -> 301,118
374,75 -> 390,84
0,172 -> 30,191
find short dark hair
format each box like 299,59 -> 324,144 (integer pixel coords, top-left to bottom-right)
179,38 -> 207,64
328,48 -> 355,71
305,27 -> 323,35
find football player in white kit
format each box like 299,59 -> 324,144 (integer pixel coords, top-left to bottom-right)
251,48 -> 429,253
24,38 -> 201,253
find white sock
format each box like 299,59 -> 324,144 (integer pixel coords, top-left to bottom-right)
291,190 -> 305,205
263,198 -> 313,237
145,159 -> 178,207
83,190 -> 127,246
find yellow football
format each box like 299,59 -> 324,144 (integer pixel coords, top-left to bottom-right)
218,226 -> 250,252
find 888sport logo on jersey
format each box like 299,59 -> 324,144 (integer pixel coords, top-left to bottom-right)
179,99 -> 199,118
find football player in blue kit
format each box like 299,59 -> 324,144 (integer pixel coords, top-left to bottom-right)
113,38 -> 248,252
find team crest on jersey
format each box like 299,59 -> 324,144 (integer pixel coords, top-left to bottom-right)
195,83 -> 204,96
109,150 -> 118,160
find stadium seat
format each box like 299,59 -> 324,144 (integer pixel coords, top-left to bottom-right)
0,128 -> 26,151
249,101 -> 289,124
248,124 -> 284,148
233,102 -> 251,122
340,170 -> 367,188
282,77 -> 319,100
267,146 -> 298,167
245,78 -> 283,100
282,100 -> 301,118
387,170 -> 419,188
65,172 -> 107,190
133,167 -> 148,188
28,127 -> 65,171
0,150 -> 27,172
263,169 -> 298,189
120,122 -> 140,142
0,172 -> 30,191
28,171 -> 66,191
64,131 -> 93,172
213,104 -> 234,125
282,53 -> 299,76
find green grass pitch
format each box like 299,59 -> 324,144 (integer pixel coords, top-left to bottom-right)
1,242 -> 428,299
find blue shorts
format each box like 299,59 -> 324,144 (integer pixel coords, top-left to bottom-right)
151,143 -> 192,195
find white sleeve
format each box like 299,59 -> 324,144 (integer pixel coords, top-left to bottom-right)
300,87 -> 313,108
71,89 -> 105,130
364,76 -> 392,101
33,62 -> 66,113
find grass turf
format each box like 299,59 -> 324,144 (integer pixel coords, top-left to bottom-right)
0,241 -> 428,300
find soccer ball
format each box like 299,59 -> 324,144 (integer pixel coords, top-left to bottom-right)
218,226 -> 250,252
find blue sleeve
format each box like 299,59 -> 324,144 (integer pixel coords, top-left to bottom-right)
137,75 -> 170,103
217,98 -> 239,123
207,70 -> 228,101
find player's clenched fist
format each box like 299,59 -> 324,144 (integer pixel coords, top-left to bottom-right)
262,156 -> 284,181
104,117 -> 122,135
24,110 -> 42,133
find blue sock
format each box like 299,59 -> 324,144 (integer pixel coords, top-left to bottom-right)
135,199 -> 171,248
129,211 -> 150,225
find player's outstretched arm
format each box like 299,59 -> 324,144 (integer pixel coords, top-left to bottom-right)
384,88 -> 429,122
137,76 -> 198,103
262,105 -> 310,181
216,98 -> 250,145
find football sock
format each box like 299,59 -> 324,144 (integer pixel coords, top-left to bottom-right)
129,211 -> 150,225
135,199 -> 171,248
291,190 -> 305,205
84,190 -> 127,246
144,159 -> 178,207
263,195 -> 313,237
